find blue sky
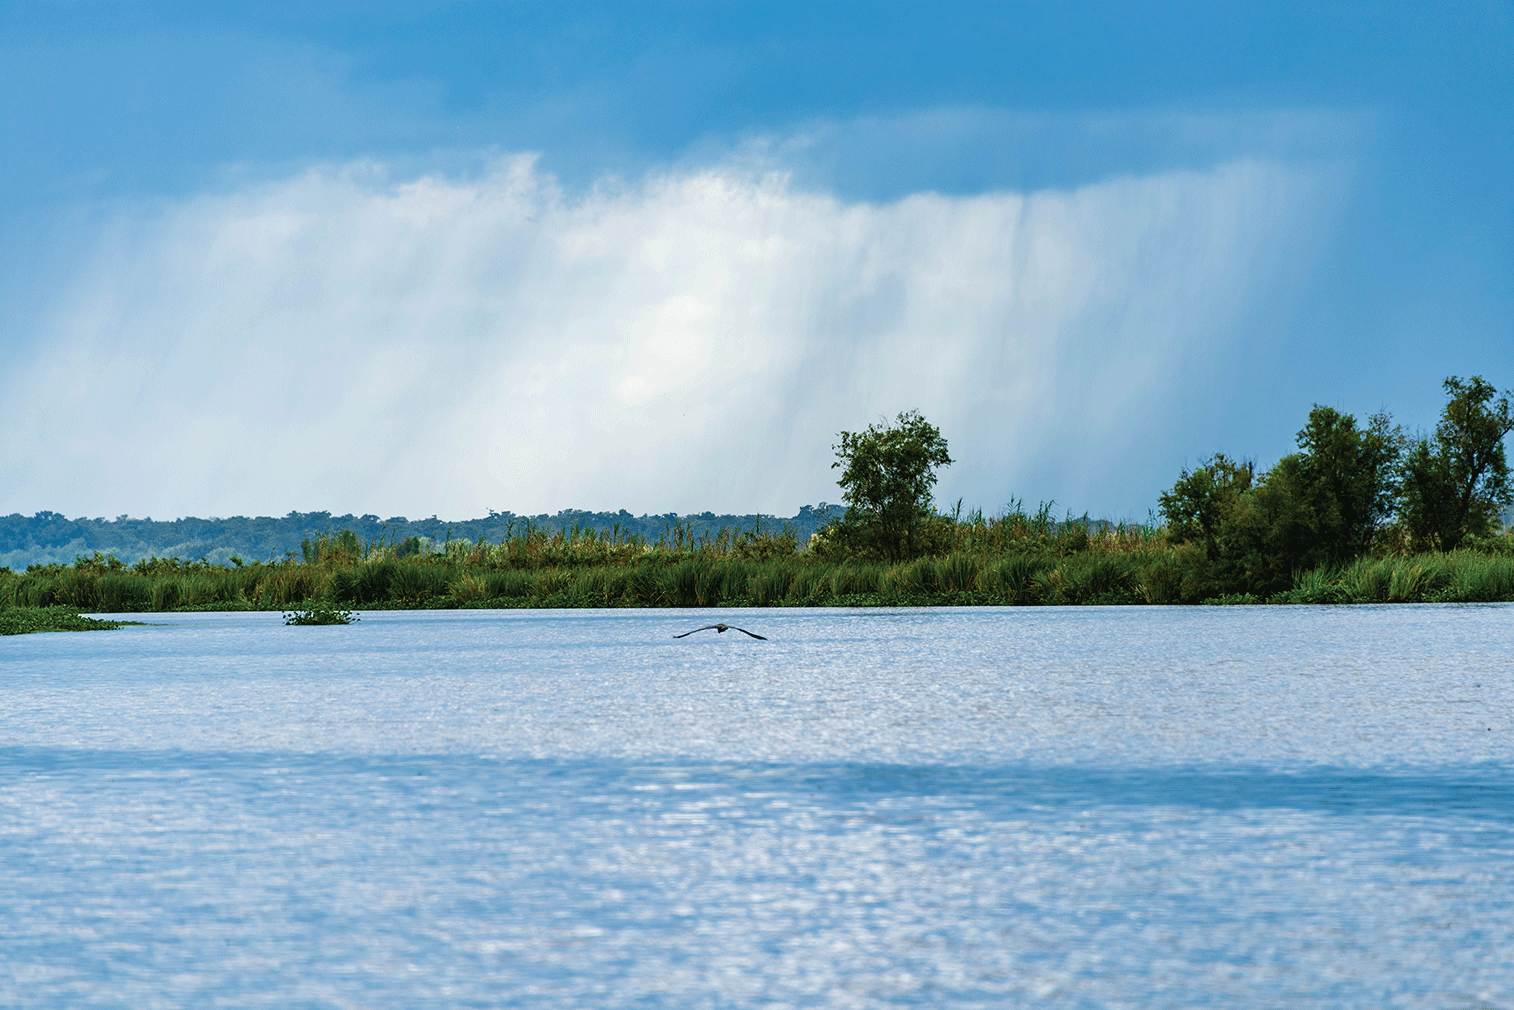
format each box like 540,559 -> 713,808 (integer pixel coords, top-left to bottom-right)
2,1 -> 1510,520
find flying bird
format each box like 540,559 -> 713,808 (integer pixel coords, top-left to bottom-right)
674,623 -> 767,640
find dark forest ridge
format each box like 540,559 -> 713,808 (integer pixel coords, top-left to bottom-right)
0,506 -> 848,571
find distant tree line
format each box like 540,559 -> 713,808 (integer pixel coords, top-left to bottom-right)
793,379 -> 1510,601
0,506 -> 846,572
1156,376 -> 1512,598
4,376 -> 1509,609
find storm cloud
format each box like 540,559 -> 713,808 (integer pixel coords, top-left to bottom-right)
3,152 -> 1329,520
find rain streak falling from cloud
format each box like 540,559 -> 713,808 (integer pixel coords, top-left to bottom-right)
4,153 -> 1328,520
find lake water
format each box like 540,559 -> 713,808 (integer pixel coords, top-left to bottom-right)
2,605 -> 1511,1008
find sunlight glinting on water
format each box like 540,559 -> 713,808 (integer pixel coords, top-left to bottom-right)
2,605 -> 1512,1008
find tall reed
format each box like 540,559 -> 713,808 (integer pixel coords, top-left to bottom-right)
6,512 -> 1511,612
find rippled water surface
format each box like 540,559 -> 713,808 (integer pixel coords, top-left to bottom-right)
3,605 -> 1512,1008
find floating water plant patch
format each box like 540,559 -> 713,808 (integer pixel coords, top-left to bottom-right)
0,606 -> 139,635
283,602 -> 360,626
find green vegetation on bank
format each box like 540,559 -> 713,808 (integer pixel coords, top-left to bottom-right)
2,375 -> 1510,617
2,507 -> 1511,613
1157,376 -> 1513,599
0,505 -> 846,571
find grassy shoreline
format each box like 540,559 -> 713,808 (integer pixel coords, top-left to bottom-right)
6,510 -> 1513,622
5,546 -> 1514,617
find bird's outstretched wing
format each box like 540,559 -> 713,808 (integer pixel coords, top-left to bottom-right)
673,624 -> 768,640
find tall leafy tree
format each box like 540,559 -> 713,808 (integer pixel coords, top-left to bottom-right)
1157,453 -> 1255,563
1400,376 -> 1513,550
828,410 -> 952,561
1276,406 -> 1405,561
1159,408 -> 1405,596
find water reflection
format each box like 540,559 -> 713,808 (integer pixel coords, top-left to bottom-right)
2,606 -> 1512,1007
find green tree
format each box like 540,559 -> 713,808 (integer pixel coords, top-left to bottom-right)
1264,406 -> 1405,563
1159,409 -> 1405,596
1400,376 -> 1514,550
1155,453 -> 1260,599
828,409 -> 953,561
1158,453 -> 1255,563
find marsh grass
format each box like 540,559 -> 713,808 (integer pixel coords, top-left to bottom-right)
1254,551 -> 1514,604
4,511 -> 1511,612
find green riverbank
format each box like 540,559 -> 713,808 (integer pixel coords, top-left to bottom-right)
6,543 -> 1514,619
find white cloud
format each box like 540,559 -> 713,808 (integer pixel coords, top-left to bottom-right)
3,152 -> 1331,519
